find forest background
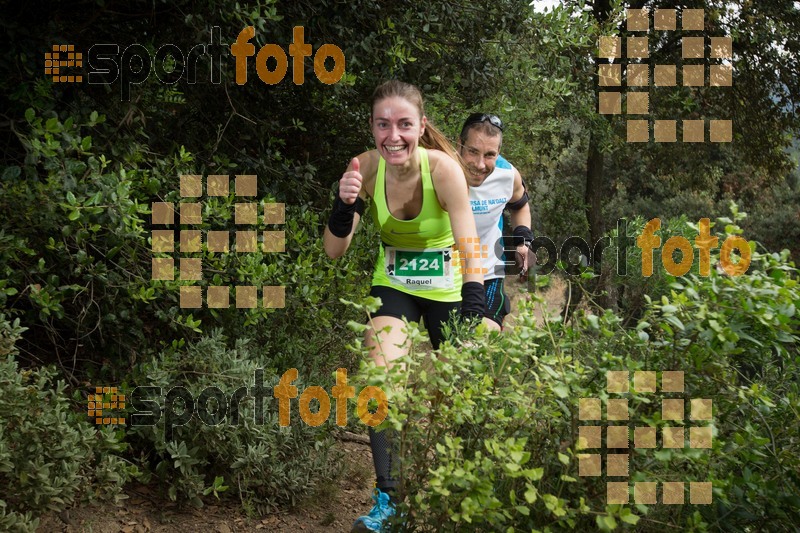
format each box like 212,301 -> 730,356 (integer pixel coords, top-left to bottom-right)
1,0 -> 798,531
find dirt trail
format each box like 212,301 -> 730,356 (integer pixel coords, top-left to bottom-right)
505,273 -> 567,327
39,441 -> 376,533
38,277 -> 567,533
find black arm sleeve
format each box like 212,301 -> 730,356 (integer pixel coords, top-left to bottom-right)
460,281 -> 486,321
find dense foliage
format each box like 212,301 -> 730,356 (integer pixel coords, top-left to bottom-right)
0,316 -> 134,531
367,232 -> 799,531
0,0 -> 798,530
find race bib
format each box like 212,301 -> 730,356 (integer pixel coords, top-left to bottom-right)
384,246 -> 454,290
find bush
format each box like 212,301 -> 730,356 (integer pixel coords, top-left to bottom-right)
742,183 -> 800,261
2,105 -> 378,517
0,315 -> 134,532
126,331 -> 344,515
0,109 -> 178,375
644,247 -> 800,525
600,207 -> 758,325
602,214 -> 712,325
351,237 -> 799,531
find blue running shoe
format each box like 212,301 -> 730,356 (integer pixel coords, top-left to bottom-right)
351,488 -> 395,532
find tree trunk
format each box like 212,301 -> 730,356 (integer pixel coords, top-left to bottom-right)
586,0 -> 614,307
585,130 -> 605,254
587,0 -> 613,256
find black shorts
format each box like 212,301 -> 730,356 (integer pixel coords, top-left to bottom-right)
369,285 -> 460,349
484,278 -> 511,327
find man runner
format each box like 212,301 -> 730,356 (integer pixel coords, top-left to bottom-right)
458,113 -> 534,331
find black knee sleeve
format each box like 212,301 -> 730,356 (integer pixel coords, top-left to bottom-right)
368,427 -> 399,494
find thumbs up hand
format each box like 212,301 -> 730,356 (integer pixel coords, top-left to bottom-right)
339,157 -> 363,205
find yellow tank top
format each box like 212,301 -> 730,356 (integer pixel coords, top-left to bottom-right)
370,147 -> 462,301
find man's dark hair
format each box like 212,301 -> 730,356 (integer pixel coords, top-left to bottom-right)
459,113 -> 504,145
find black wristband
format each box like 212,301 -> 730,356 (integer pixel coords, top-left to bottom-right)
460,281 -> 486,321
327,196 -> 364,238
512,225 -> 534,248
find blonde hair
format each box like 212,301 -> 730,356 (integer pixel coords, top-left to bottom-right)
371,80 -> 463,165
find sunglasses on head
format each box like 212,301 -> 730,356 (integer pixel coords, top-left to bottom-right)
463,113 -> 504,132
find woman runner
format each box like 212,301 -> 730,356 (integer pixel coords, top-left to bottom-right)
324,80 -> 486,532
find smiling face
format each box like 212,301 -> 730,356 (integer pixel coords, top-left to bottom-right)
459,128 -> 502,187
371,96 -> 427,166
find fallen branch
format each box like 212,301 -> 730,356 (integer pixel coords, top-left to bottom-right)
337,431 -> 370,445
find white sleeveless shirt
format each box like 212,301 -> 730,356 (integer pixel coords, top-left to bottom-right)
468,155 -> 515,280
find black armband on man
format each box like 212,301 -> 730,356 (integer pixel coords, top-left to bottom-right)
505,190 -> 529,211
460,281 -> 486,321
512,225 -> 535,248
327,196 -> 365,238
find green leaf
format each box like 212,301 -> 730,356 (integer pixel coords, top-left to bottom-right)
2,166 -> 21,180
620,512 -> 640,525
510,450 -> 526,463
68,210 -> 81,221
600,514 -> 617,530
654,449 -> 672,461
664,315 -> 685,331
552,383 -> 570,398
346,320 -> 369,333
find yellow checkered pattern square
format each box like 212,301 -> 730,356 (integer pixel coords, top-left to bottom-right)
45,44 -> 83,83
597,8 -> 732,143
88,386 -> 126,425
150,174 -> 285,308
577,369 -> 713,504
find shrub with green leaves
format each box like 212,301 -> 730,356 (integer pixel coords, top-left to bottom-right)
0,315 -> 134,532
1,108 -> 178,374
2,105 -> 376,518
126,331 -> 344,515
350,233 -> 799,531
2,106 -> 376,381
644,245 -> 800,524
602,207 -> 753,324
